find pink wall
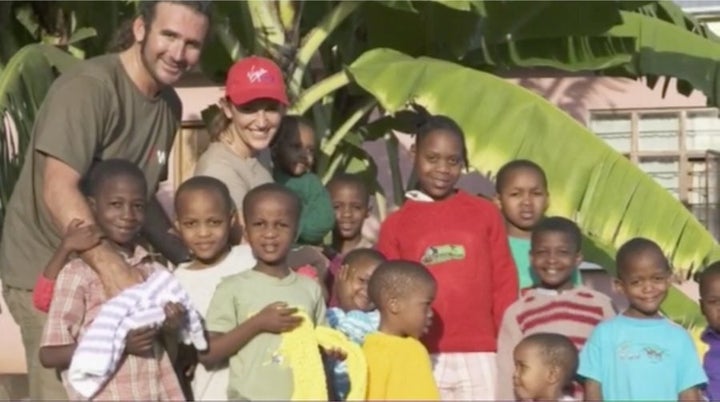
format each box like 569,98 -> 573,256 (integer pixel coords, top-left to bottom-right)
506,74 -> 708,124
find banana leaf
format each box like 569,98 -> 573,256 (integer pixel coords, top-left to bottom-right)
0,44 -> 79,239
468,2 -> 720,106
347,48 -> 720,327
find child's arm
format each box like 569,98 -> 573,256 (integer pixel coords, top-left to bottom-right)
200,301 -> 302,366
676,328 -> 709,401
584,379 -> 603,401
679,386 -> 702,401
39,344 -> 77,369
38,261 -> 88,369
33,219 -> 102,312
487,205 -> 519,329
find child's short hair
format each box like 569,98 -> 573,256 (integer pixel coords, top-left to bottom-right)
342,248 -> 386,268
327,173 -> 370,205
368,260 -> 436,310
175,175 -> 235,214
698,261 -> 720,298
616,237 -> 670,279
243,182 -> 302,222
519,333 -> 578,386
495,159 -> 548,193
84,159 -> 146,197
271,115 -> 314,149
531,216 -> 582,252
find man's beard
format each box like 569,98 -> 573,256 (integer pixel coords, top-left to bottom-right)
139,39 -> 165,90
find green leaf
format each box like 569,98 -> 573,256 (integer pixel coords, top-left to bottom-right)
0,44 -> 79,240
13,3 -> 40,39
347,48 -> 720,325
67,27 -> 97,45
362,1 -> 479,60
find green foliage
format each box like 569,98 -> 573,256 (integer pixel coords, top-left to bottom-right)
346,48 -> 718,326
0,45 -> 79,238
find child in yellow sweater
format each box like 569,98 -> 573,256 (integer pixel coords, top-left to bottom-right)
363,260 -> 440,400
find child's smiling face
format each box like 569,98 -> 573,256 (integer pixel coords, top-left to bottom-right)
330,182 -> 369,241
175,189 -> 234,266
531,231 -> 581,291
615,249 -> 671,318
275,122 -> 316,177
89,174 -> 146,250
336,260 -> 380,312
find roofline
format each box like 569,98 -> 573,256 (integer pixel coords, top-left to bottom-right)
682,6 -> 720,15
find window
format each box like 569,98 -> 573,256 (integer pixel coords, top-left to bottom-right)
589,109 -> 720,238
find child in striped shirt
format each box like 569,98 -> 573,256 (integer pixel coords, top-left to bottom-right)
38,159 -> 185,401
496,217 -> 615,400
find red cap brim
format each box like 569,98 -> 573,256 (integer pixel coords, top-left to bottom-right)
227,87 -> 289,106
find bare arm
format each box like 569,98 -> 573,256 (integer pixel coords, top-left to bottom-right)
43,156 -> 140,295
678,387 -> 702,402
39,344 -> 76,369
41,245 -> 73,282
584,379 -> 603,401
198,318 -> 262,367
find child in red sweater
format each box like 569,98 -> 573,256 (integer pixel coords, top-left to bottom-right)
377,114 -> 518,400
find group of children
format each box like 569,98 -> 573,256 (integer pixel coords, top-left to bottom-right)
29,112 -> 720,401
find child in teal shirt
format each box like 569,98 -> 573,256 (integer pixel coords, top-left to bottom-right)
495,160 -> 581,290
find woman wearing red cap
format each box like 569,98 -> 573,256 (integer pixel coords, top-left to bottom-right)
195,56 -> 288,231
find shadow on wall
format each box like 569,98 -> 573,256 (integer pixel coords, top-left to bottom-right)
514,75 -> 626,124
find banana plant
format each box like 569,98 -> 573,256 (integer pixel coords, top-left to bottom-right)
340,48 -> 720,328
0,44 -> 79,238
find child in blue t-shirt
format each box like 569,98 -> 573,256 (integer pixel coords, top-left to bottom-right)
578,237 -> 706,401
495,160 -> 581,290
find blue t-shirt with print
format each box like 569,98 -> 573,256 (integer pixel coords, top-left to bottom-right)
578,314 -> 707,401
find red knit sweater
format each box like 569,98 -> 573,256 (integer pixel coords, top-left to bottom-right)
377,190 -> 518,353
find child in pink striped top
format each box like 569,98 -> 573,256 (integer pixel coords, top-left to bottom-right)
496,217 -> 615,400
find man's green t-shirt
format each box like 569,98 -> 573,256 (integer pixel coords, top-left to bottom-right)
0,54 -> 181,289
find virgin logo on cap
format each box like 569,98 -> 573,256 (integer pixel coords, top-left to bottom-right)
247,66 -> 273,83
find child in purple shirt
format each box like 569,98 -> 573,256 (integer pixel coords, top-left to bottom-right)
700,262 -> 720,400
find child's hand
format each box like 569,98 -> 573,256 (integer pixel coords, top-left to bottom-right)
321,346 -> 347,362
253,302 -> 303,334
61,219 -> 103,253
125,326 -> 158,356
162,302 -> 187,332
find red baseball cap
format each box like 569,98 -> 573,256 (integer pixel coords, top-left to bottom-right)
225,56 -> 289,106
